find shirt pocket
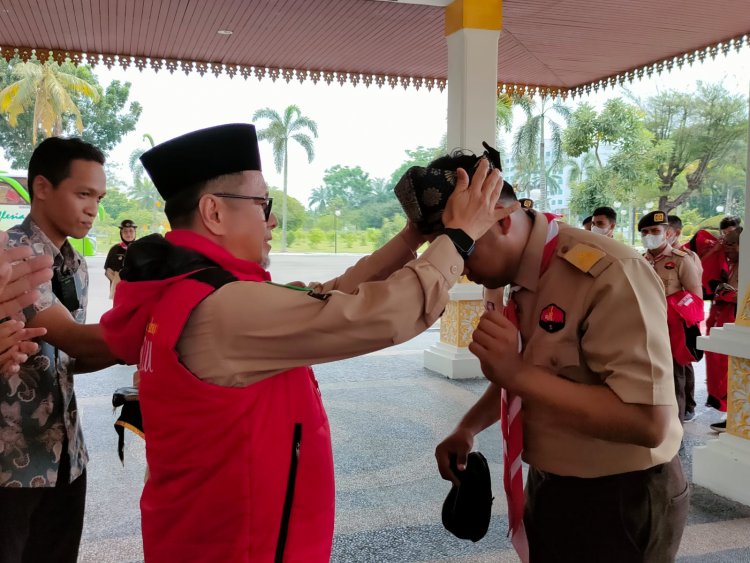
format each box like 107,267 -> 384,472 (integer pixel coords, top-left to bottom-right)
530,341 -> 579,371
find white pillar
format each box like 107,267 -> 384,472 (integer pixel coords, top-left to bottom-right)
694,81 -> 750,505
424,0 -> 501,379
446,27 -> 500,154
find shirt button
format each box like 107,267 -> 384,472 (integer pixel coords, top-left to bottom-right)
550,356 -> 559,366
561,246 -> 569,253
450,265 -> 459,275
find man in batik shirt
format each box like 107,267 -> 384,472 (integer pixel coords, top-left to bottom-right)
0,137 -> 117,563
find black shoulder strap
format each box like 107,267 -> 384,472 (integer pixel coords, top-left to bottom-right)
185,267 -> 238,290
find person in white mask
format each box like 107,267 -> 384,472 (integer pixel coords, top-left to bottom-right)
639,211 -> 702,423
590,206 -> 616,237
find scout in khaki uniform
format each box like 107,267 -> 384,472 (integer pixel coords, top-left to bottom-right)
100,124 -> 517,562
640,211 -> 703,423
431,154 -> 687,562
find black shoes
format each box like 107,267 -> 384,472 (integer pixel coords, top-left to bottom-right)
710,420 -> 727,433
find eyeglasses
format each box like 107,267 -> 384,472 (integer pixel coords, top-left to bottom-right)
211,193 -> 273,221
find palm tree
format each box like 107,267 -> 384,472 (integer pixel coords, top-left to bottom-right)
0,60 -> 99,144
308,186 -> 329,213
253,105 -> 318,251
512,96 -> 571,210
127,134 -> 164,226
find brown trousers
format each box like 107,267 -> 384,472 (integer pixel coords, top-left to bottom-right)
524,456 -> 689,563
673,359 -> 688,422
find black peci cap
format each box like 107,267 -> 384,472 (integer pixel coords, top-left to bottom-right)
442,451 -> 493,542
140,124 -> 262,200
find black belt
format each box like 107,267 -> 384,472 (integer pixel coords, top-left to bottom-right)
533,461 -> 667,484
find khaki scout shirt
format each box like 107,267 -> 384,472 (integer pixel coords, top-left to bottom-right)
644,244 -> 702,297
177,233 -> 463,386
485,214 -> 682,478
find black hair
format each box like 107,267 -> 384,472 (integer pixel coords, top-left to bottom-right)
164,172 -> 244,229
582,216 -> 592,226
719,215 -> 742,231
667,215 -> 682,230
592,206 -> 617,223
27,137 -> 105,201
428,150 -> 517,203
164,181 -> 208,229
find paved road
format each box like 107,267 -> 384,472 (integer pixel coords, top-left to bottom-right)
77,253 -> 750,562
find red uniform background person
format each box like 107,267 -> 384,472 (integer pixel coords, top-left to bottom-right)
104,219 -> 137,299
704,226 -> 742,430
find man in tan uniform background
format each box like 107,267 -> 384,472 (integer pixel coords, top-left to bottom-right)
640,211 -> 702,423
434,155 -> 687,562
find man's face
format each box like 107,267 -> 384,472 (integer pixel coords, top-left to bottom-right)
723,232 -> 740,262
121,226 -> 136,241
463,225 -> 516,289
591,215 -> 614,236
583,221 -> 592,231
666,226 -> 681,246
212,171 -> 276,267
35,159 -> 106,241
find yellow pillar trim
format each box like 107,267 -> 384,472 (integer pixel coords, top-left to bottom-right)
727,355 -> 750,440
445,0 -> 502,36
737,282 -> 750,326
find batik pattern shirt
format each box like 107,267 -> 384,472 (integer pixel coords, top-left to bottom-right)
0,217 -> 88,487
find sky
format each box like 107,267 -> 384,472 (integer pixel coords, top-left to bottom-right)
1,48 -> 748,208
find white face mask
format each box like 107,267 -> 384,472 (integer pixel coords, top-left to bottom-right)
641,233 -> 665,250
591,225 -> 611,236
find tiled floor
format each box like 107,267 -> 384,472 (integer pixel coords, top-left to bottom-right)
76,333 -> 750,562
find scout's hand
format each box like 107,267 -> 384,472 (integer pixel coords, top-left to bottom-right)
442,158 -> 519,241
435,427 -> 475,487
469,309 -> 526,392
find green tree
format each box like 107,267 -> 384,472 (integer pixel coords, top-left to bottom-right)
512,95 -> 571,210
309,165 -> 372,212
0,58 -> 141,168
495,93 -> 517,159
563,99 -> 662,223
639,82 -> 747,211
0,58 -> 99,145
387,145 -> 444,188
269,188 -> 306,232
101,186 -> 131,219
253,105 -> 318,251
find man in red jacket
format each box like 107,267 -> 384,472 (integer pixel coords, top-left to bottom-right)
100,124 -> 515,562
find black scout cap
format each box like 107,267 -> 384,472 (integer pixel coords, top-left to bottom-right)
519,198 -> 534,209
394,141 -> 514,234
140,124 -> 262,200
442,451 -> 493,542
638,210 -> 669,231
119,219 -> 137,229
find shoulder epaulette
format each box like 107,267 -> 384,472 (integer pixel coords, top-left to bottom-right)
559,243 -> 608,275
671,248 -> 687,257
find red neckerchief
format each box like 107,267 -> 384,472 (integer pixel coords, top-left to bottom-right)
165,230 -> 271,282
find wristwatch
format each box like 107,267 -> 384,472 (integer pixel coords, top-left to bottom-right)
443,228 -> 475,260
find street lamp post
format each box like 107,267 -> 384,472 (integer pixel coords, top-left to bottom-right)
613,201 -> 621,237
334,209 -> 341,254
